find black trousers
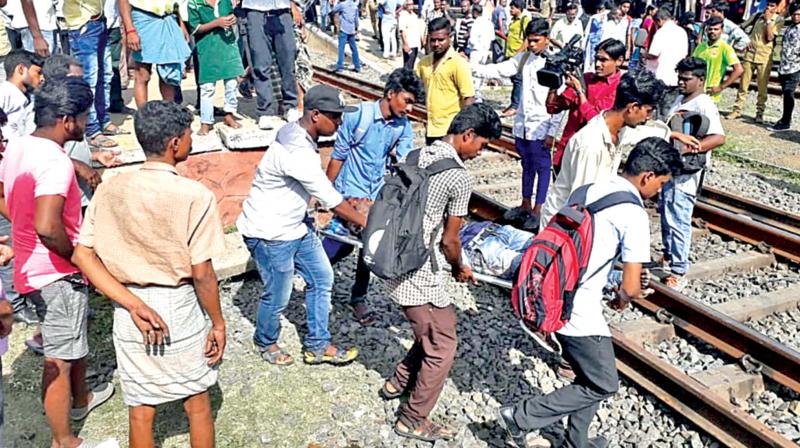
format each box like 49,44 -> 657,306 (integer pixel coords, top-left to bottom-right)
512,333 -> 619,448
779,71 -> 800,125
403,48 -> 418,70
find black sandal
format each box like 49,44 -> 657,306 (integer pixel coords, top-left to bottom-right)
394,417 -> 454,442
379,379 -> 403,400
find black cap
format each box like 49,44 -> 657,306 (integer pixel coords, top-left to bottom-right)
304,85 -> 358,113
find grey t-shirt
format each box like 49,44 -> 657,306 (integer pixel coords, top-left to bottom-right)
65,138 -> 93,207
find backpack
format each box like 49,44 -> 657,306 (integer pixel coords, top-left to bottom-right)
362,149 -> 464,280
667,111 -> 711,175
511,184 -> 642,336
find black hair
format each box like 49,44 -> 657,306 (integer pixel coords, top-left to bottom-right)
0,108 -> 7,127
679,11 -> 695,26
645,4 -> 657,14
766,0 -> 778,5
705,15 -> 724,28
472,4 -> 483,15
525,17 -> 550,36
4,50 -> 44,78
597,38 -> 626,60
510,0 -> 523,9
623,136 -> 682,177
34,76 -> 93,128
654,7 -> 673,21
619,0 -> 631,5
710,1 -> 728,13
565,2 -> 578,10
612,70 -> 664,110
791,2 -> 800,14
428,16 -> 451,33
675,56 -> 706,79
134,101 -> 193,156
42,54 -> 82,80
384,68 -> 425,101
447,103 -> 502,139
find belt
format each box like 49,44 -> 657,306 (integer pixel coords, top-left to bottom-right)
262,8 -> 290,16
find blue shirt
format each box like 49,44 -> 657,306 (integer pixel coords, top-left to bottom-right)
332,101 -> 414,200
380,0 -> 398,24
332,0 -> 360,34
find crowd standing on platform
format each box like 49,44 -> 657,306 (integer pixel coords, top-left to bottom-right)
0,0 -> 797,445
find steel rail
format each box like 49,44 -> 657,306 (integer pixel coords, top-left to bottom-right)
699,185 -> 800,234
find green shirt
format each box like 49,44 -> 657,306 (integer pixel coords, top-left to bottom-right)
505,14 -> 530,58
188,0 -> 244,85
692,39 -> 740,102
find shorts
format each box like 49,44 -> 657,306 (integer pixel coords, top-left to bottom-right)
26,273 -> 90,360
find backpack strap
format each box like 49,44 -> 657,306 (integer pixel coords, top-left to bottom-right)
425,157 -> 464,175
585,191 -> 642,214
567,184 -> 593,207
405,148 -> 422,167
351,102 -> 373,149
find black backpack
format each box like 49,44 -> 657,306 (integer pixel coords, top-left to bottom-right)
361,149 -> 464,280
668,111 -> 711,175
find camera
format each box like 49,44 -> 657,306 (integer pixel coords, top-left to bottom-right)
536,34 -> 585,90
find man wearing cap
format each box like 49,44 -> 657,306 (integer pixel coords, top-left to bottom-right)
237,85 -> 368,367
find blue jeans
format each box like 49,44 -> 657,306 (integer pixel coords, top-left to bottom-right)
337,32 -> 361,71
510,72 -> 522,109
0,216 -> 19,312
320,0 -> 330,30
69,19 -> 112,137
465,224 -> 533,279
659,179 -> 697,276
200,79 -> 238,124
244,230 -> 334,353
21,29 -> 58,54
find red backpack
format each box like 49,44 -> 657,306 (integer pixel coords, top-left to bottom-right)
511,184 -> 642,345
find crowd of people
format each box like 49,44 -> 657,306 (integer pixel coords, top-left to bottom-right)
0,0 -> 797,446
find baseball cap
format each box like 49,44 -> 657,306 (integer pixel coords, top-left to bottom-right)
304,85 -> 358,114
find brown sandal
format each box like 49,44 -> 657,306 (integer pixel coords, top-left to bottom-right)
394,417 -> 453,442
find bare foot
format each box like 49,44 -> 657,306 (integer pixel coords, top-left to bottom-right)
198,123 -> 212,136
224,113 -> 242,129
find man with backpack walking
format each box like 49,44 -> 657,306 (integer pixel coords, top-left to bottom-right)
377,103 -> 501,443
323,68 -> 425,325
500,137 -> 683,448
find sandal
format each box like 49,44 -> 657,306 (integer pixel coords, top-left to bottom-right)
394,417 -> 454,442
303,344 -> 359,365
102,124 -> 130,136
89,134 -> 119,149
259,347 -> 294,366
379,379 -> 403,400
351,303 -> 376,326
664,275 -> 687,292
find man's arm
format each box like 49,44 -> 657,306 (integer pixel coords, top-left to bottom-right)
441,215 -> 474,282
34,195 -> 73,261
192,260 -> 225,365
118,0 -> 141,51
0,181 -> 8,220
608,261 -> 642,310
326,159 -> 345,183
719,62 -> 743,92
21,0 -> 49,57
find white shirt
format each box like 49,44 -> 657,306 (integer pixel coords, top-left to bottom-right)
540,113 -> 621,226
472,51 -> 562,140
668,93 -> 724,196
550,17 -> 584,47
105,0 -> 120,28
398,10 -> 422,49
645,20 -> 688,87
0,336 -> 6,357
237,122 -> 344,241
557,176 -> 650,337
241,0 -> 290,12
600,16 -> 628,45
467,15 -> 494,53
0,81 -> 34,140
9,0 -> 57,30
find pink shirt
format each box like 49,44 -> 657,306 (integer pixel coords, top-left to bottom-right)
0,135 -> 82,294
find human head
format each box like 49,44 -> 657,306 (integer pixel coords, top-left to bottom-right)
510,0 -> 523,16
525,18 -> 550,55
471,3 -> 482,18
461,0 -> 470,13
446,103 -> 502,160
622,137 -> 682,198
384,68 -> 425,118
645,4 -> 657,17
704,16 -> 724,42
303,85 -> 357,137
765,0 -> 778,13
428,17 -> 452,55
675,56 -> 706,96
565,2 -> 578,21
679,11 -> 695,28
42,54 -> 84,80
791,2 -> 800,24
134,101 -> 193,162
612,71 -> 664,127
595,38 -> 625,76
434,0 -> 443,10
4,50 -> 44,92
607,4 -> 623,21
34,76 -> 93,141
654,7 -> 673,26
405,0 -> 415,11
708,2 -> 727,18
619,0 -> 631,15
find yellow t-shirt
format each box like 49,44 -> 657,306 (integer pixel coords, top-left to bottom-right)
505,14 -> 530,58
0,22 -> 11,58
63,0 -> 104,30
129,0 -> 176,16
415,47 -> 476,138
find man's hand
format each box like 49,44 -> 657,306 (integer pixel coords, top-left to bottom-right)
94,150 -> 122,168
216,14 -> 237,29
403,43 -> 410,53
544,136 -> 554,149
74,160 -> 102,189
707,85 -> 723,95
33,35 -> 50,57
130,303 -> 170,346
454,265 -> 477,284
204,324 -> 226,365
673,132 -> 702,153
564,73 -> 582,91
0,235 -> 14,266
127,30 -> 142,52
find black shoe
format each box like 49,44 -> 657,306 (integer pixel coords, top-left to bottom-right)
108,105 -> 136,114
13,306 -> 38,325
497,406 -> 526,447
771,122 -> 791,132
588,435 -> 609,448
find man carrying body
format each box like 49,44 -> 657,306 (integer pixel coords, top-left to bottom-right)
416,17 -> 475,144
238,85 -> 367,366
729,0 -> 780,122
693,15 -> 743,103
323,68 -> 423,325
540,70 -> 664,226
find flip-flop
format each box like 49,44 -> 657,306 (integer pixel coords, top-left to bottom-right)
89,135 -> 119,149
102,125 -> 130,136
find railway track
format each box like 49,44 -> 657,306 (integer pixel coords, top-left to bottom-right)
315,67 -> 800,447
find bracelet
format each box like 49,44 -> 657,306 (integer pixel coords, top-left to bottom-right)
126,28 -> 137,34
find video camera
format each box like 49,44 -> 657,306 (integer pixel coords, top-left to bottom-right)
536,34 -> 585,90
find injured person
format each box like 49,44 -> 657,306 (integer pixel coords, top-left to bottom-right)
459,221 -> 534,280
